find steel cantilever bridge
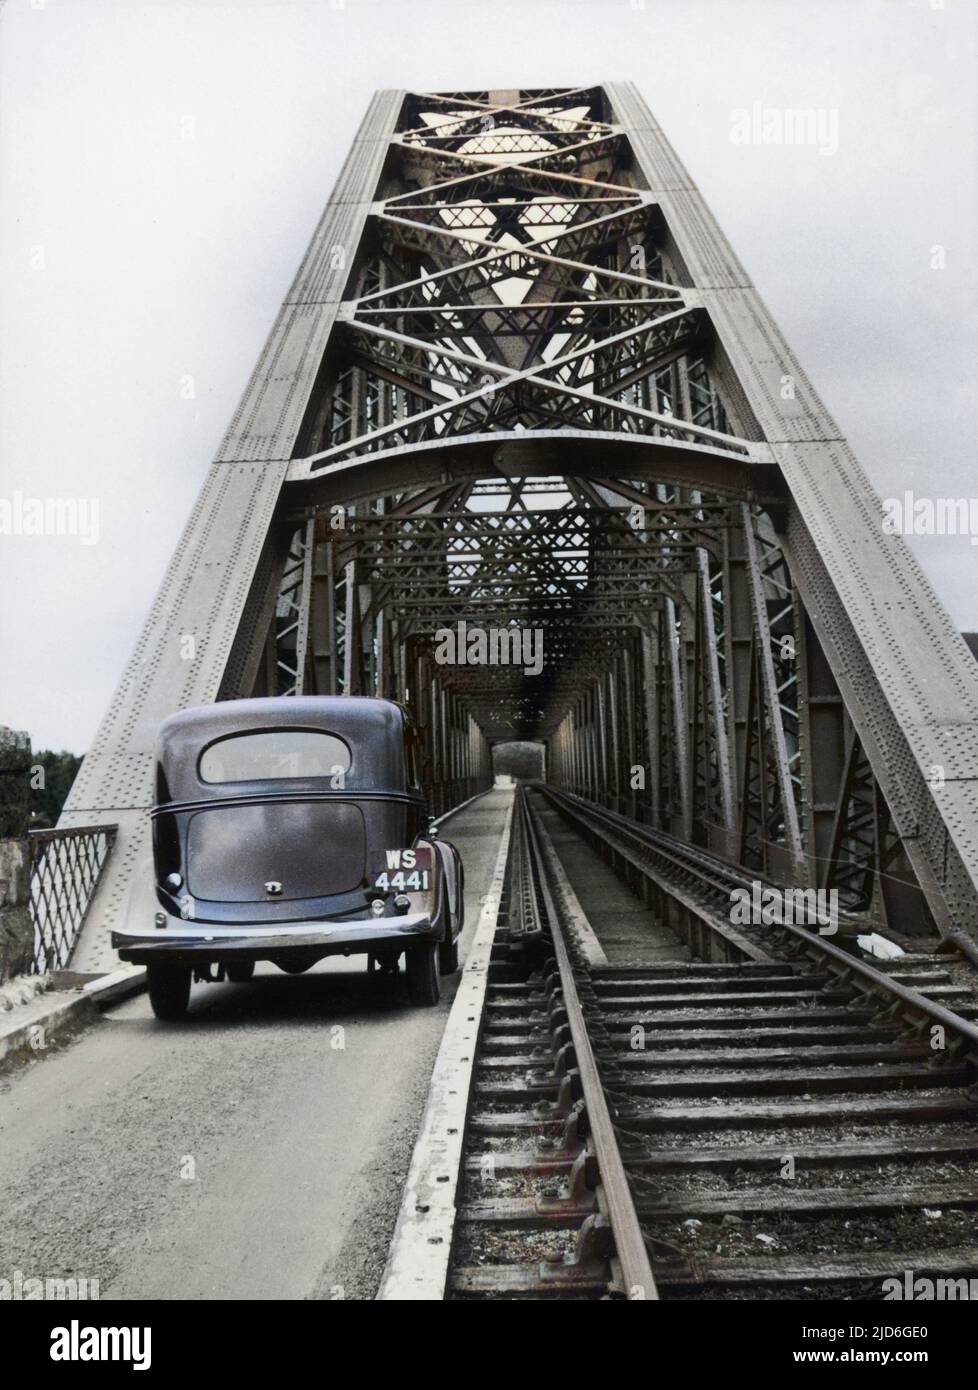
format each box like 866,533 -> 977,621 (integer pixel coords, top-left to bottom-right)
58,84 -> 978,973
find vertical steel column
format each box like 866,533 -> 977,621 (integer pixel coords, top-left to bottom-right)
640,624 -> 662,827
343,558 -> 362,696
595,680 -> 609,807
740,504 -> 805,877
796,612 -> 847,882
665,596 -> 692,839
722,518 -> 753,821
697,548 -> 736,845
310,538 -> 339,695
607,664 -> 621,812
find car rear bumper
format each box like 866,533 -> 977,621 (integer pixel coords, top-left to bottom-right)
112,911 -> 438,966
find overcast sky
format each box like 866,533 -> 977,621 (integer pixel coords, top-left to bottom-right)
1,0 -> 975,752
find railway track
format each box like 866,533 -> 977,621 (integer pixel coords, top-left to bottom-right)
447,786 -> 978,1300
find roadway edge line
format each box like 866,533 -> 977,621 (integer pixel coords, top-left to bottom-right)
376,796 -> 514,1301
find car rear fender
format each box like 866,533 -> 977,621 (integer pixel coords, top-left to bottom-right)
429,838 -> 462,937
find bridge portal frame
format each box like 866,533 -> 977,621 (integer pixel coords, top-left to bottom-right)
59,84 -> 978,973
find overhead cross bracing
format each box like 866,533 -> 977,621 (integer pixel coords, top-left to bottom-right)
60,84 -> 978,972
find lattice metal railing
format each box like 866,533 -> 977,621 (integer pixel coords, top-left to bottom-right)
28,825 -> 118,974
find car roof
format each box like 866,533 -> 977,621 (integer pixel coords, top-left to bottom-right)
155,697 -> 411,802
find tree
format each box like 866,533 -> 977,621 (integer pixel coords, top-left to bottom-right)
492,741 -> 545,781
29,751 -> 83,828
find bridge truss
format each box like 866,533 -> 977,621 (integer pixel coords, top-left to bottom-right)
61,84 -> 978,971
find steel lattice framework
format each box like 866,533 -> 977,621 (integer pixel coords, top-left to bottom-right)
61,84 -> 978,971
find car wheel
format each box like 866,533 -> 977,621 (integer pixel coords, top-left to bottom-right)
147,964 -> 192,1021
226,960 -> 255,983
406,943 -> 440,1006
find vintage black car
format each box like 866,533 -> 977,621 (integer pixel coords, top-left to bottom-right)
112,696 -> 464,1019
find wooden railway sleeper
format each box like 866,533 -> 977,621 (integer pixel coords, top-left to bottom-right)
768,929 -> 808,960
818,958 -> 859,993
552,1040 -> 576,1078
539,1213 -> 616,1290
525,1150 -> 601,1221
547,1000 -> 569,1033
601,1082 -> 641,1110
897,1012 -> 974,1070
538,1148 -> 602,1216
534,1068 -> 583,1118
858,984 -> 961,1048
537,1098 -> 588,1157
541,964 -> 561,999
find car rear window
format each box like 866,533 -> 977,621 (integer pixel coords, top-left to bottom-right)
199,730 -> 351,783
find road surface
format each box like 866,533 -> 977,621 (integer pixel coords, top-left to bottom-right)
0,788 -> 511,1300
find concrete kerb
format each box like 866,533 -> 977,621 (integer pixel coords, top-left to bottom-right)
0,965 -> 146,1069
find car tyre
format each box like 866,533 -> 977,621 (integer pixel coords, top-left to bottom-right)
406,943 -> 440,1006
147,964 -> 192,1021
226,960 -> 255,983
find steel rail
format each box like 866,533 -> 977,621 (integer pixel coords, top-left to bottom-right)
542,786 -> 870,934
518,790 -> 659,1300
540,786 -> 978,1054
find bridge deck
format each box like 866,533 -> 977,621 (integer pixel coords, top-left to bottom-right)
531,794 -> 689,968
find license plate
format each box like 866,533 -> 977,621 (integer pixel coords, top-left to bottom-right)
369,846 -> 432,893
